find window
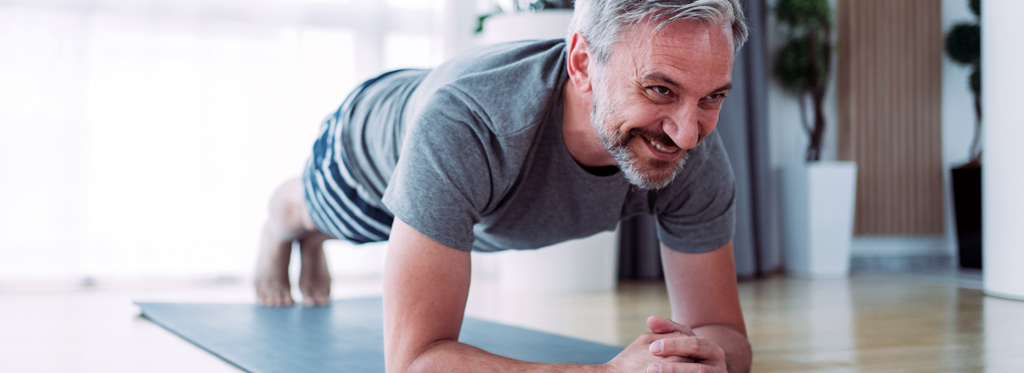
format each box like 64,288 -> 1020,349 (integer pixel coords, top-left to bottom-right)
0,0 -> 453,283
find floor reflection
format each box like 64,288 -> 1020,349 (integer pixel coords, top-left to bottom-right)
4,273 -> 1022,371
739,275 -> 1024,372
983,295 -> 1024,371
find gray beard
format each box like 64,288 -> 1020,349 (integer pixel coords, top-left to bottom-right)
591,88 -> 688,190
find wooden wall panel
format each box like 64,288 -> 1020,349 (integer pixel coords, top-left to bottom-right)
837,0 -> 944,235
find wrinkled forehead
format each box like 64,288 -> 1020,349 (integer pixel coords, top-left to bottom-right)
613,18 -> 735,64
602,19 -> 735,94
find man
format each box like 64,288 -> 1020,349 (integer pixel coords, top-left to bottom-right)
255,0 -> 752,371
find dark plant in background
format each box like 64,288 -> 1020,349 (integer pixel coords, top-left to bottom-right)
771,0 -> 832,162
946,0 -> 983,269
513,0 -> 574,11
945,0 -> 982,165
476,0 -> 575,34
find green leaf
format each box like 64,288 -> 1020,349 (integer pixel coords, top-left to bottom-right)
945,23 -> 980,65
772,38 -> 830,94
774,0 -> 832,29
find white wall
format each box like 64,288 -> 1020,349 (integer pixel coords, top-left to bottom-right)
982,0 -> 1024,300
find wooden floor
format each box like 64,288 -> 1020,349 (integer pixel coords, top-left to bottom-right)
467,275 -> 1024,372
2,274 -> 1022,372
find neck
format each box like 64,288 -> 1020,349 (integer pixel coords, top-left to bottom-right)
561,80 -> 616,168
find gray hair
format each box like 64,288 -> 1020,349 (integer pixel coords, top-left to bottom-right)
567,0 -> 750,64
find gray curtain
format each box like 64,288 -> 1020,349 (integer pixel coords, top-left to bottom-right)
618,0 -> 777,280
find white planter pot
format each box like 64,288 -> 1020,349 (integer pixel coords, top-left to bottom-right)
781,161 -> 858,278
497,228 -> 619,294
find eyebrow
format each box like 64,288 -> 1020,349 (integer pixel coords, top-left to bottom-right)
642,71 -> 733,94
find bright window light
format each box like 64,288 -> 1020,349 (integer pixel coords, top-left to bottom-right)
298,28 -> 357,124
278,0 -> 351,3
387,0 -> 440,10
384,33 -> 436,70
0,0 -> 445,283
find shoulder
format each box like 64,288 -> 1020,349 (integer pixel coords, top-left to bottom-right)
408,39 -> 568,137
667,132 -> 734,193
650,131 -> 737,253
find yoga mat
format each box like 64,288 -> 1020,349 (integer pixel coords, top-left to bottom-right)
137,297 -> 622,372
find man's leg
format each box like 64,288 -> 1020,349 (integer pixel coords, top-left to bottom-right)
298,231 -> 332,306
255,177 -> 333,306
255,220 -> 294,306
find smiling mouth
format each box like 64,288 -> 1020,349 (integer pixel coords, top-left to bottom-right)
645,136 -> 679,154
635,129 -> 682,158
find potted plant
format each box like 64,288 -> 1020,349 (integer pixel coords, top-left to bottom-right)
945,0 -> 982,269
772,0 -> 858,278
477,0 -> 577,35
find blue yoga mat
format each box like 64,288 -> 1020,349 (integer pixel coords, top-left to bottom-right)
137,297 -> 622,372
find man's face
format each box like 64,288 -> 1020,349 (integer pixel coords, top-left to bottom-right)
590,19 -> 735,189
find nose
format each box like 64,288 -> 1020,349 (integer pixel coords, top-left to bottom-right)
662,101 -> 700,150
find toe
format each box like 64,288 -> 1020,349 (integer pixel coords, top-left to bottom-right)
303,294 -> 330,307
261,290 -> 293,307
279,292 -> 295,307
257,289 -> 273,307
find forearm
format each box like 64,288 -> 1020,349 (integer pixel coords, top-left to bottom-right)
692,324 -> 751,373
661,243 -> 750,372
404,339 -> 607,373
385,220 -> 612,373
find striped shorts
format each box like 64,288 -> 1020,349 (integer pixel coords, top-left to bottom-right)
301,74 -> 395,244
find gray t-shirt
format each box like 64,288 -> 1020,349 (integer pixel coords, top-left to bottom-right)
348,39 -> 735,253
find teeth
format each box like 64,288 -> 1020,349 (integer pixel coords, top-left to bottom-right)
648,137 -> 678,153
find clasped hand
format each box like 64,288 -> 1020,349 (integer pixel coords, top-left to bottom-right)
605,316 -> 727,373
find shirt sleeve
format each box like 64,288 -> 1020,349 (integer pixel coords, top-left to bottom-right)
381,87 -> 495,252
655,133 -> 737,253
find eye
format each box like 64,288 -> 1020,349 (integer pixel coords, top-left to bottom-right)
648,85 -> 672,97
704,93 -> 726,102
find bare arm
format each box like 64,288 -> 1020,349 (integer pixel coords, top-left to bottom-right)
650,241 -> 752,373
384,218 -> 621,372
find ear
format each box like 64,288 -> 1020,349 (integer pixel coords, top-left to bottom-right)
566,32 -> 594,93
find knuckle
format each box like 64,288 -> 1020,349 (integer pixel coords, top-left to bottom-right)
682,336 -> 701,351
665,356 -> 692,364
698,365 -> 721,373
713,345 -> 725,357
662,336 -> 697,354
639,332 -> 660,344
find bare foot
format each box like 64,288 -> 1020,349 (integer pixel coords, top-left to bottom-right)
299,235 -> 332,306
255,224 -> 294,307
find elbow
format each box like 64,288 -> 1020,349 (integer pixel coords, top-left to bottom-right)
386,339 -> 456,373
728,335 -> 752,373
385,349 -> 420,373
